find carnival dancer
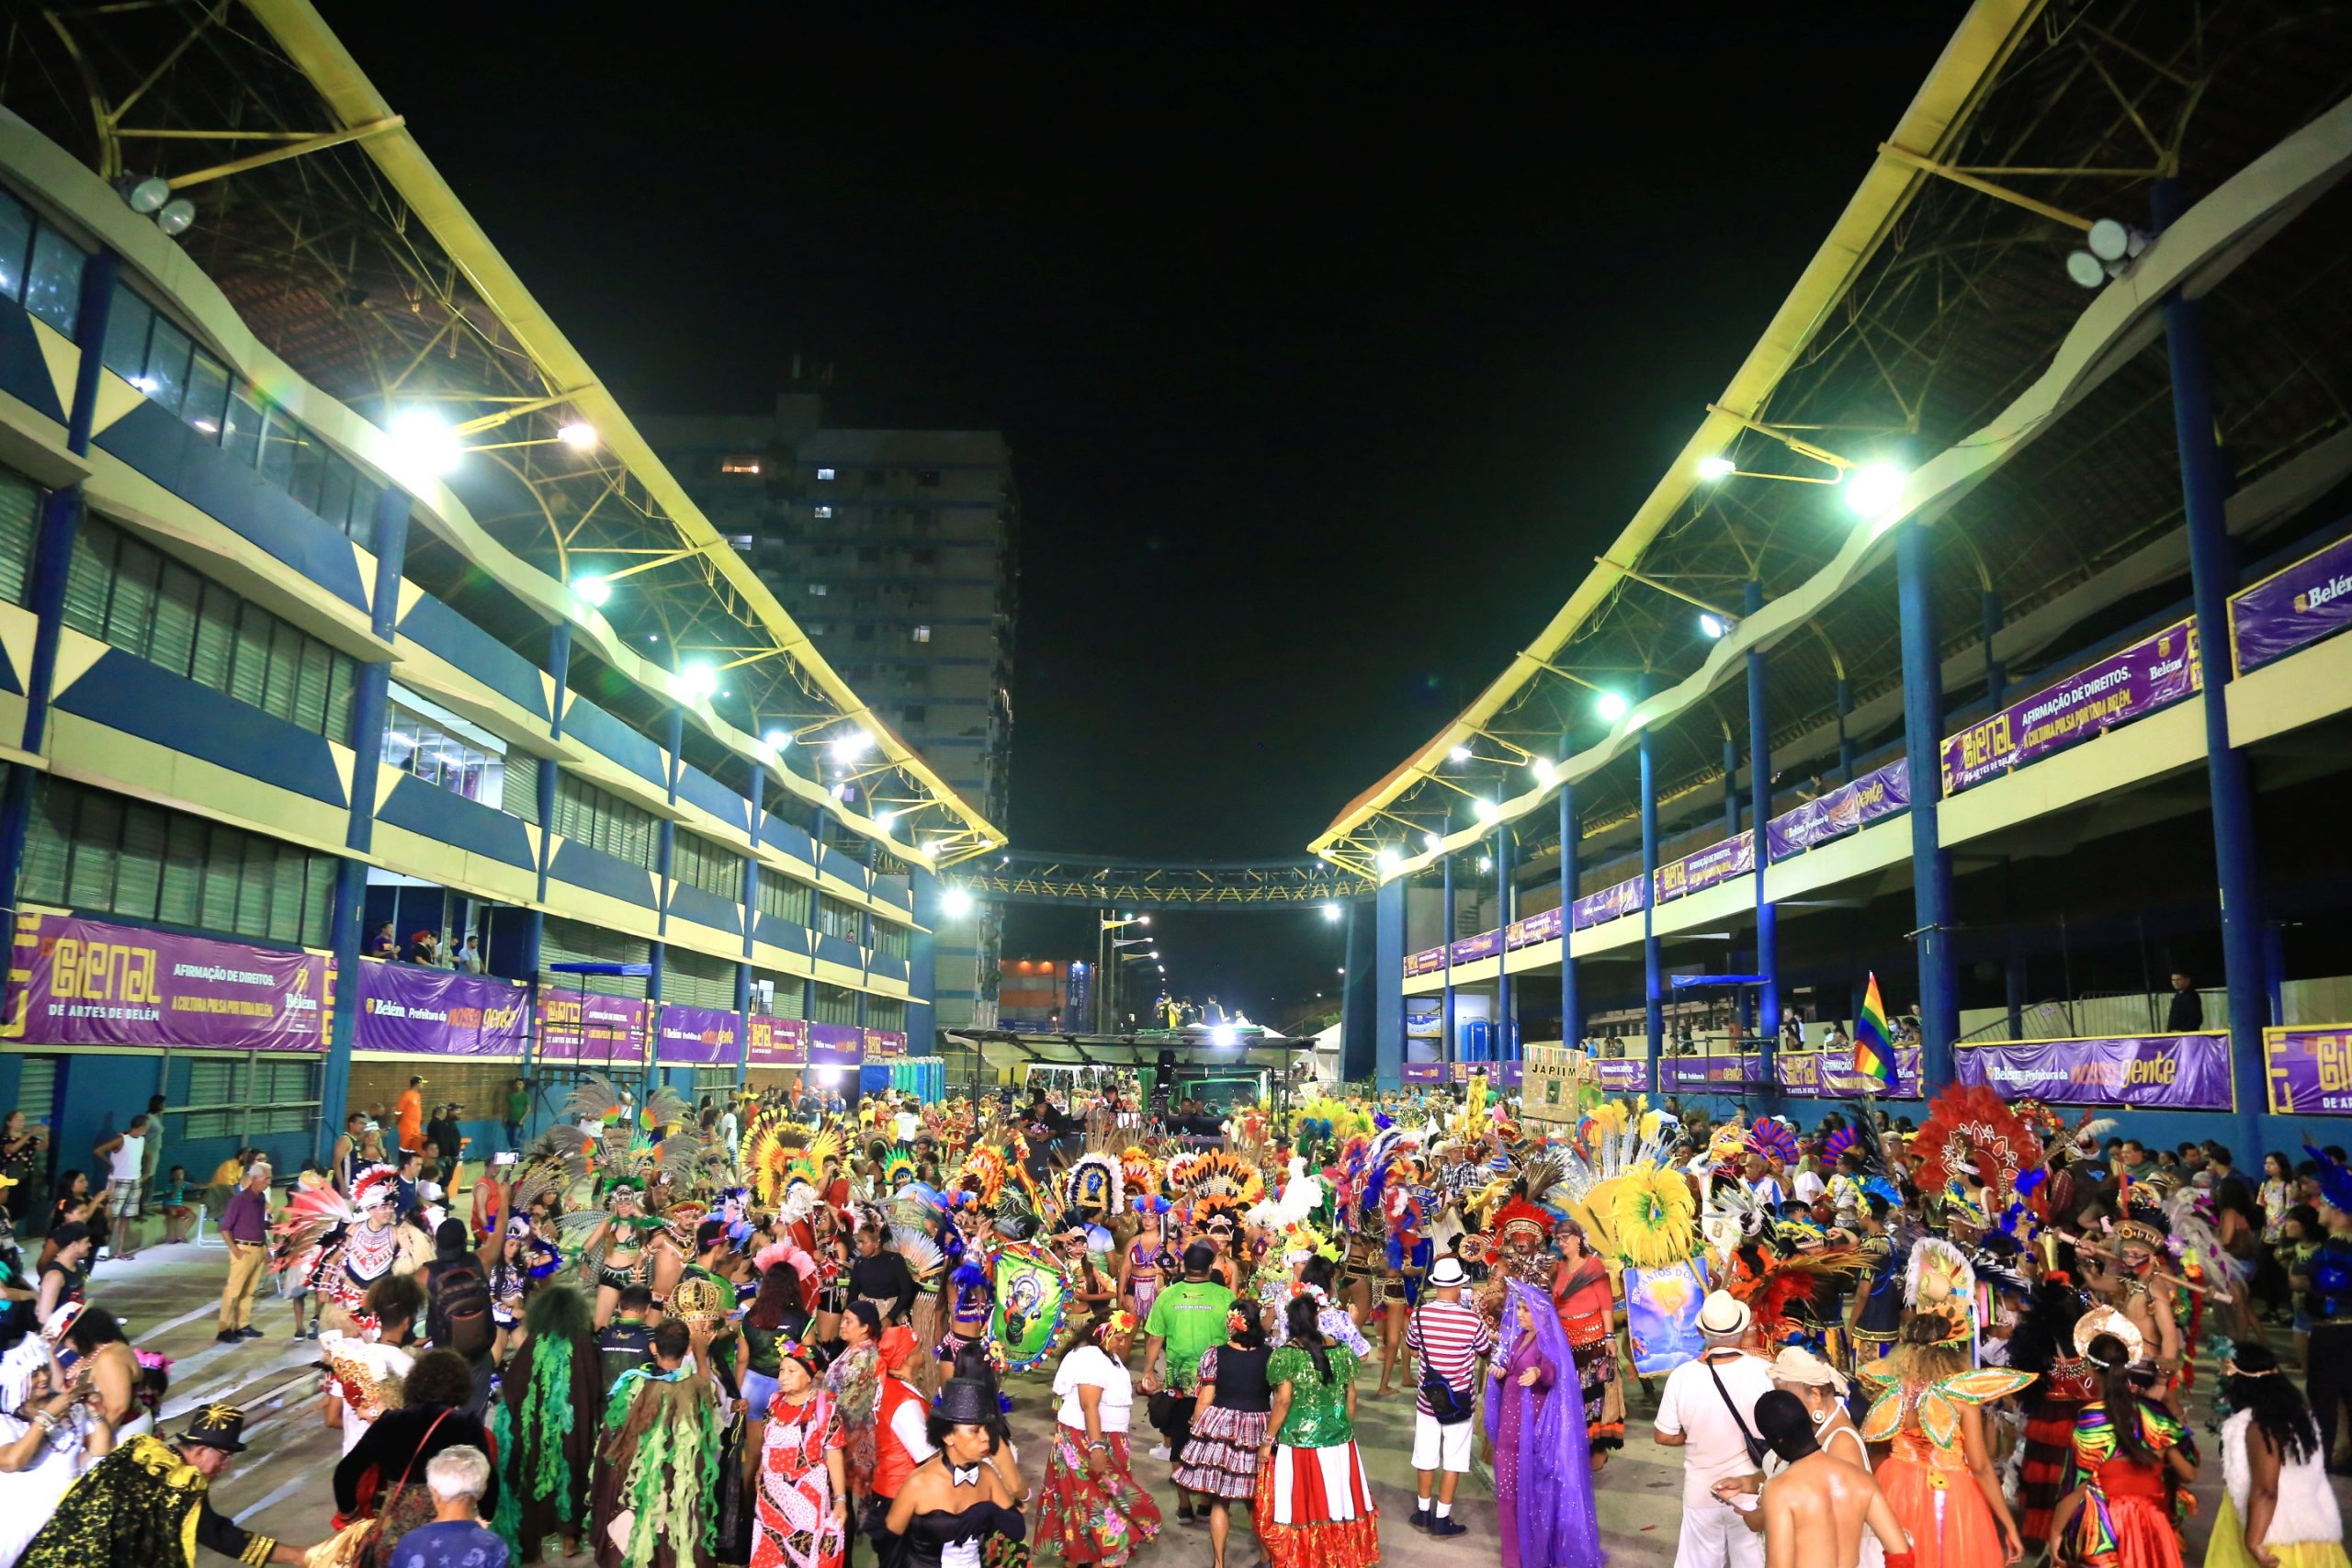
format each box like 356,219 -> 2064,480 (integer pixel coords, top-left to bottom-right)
880,1378 -> 1027,1568
1117,1201 -> 1174,1323
1256,1294 -> 1376,1568
1846,1192 -> 1907,1374
2207,1341 -> 2346,1568
2078,1192 -> 2187,1404
593,1314 -> 724,1568
750,1337 -> 848,1568
2008,1274 -> 2097,1553
1858,1242 -> 2033,1568
281,1163 -> 429,1327
316,1276 -> 418,1458
823,1303 -> 885,1529
1171,1301 -> 1274,1568
492,1283 -> 602,1567
0,1332 -> 97,1568
17,1403 -> 309,1567
1487,1276 -> 1600,1568
2052,1318 -> 2197,1568
1039,1312 -> 1160,1567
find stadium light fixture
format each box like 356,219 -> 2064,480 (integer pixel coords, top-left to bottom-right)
940,886 -> 974,919
1321,902 -> 1342,922
1447,745 -> 1473,764
1698,611 -> 1730,640
1478,855 -> 1494,873
829,728 -> 875,763
572,573 -> 613,607
875,808 -> 898,829
1842,463 -> 1906,519
763,728 -> 792,750
1375,847 -> 1404,877
1696,455 -> 1736,481
1594,690 -> 1631,724
1473,798 -> 1500,824
678,662 -> 719,702
557,422 -> 600,452
386,409 -> 461,479
1531,757 -> 1555,786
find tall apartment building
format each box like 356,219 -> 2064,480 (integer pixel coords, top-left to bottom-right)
649,395 -> 1018,1028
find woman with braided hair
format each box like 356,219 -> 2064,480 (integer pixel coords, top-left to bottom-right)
492,1283 -> 601,1566
2207,1342 -> 2346,1568
2050,1328 -> 2197,1568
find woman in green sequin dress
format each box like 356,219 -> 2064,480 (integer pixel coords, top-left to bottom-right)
1254,1296 -> 1377,1568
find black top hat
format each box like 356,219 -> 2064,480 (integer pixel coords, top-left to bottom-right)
932,1377 -> 998,1427
180,1402 -> 249,1452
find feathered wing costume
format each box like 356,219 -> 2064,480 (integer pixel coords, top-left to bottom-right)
1487,1278 -> 1601,1568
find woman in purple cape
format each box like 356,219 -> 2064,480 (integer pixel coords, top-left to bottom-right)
1486,1277 -> 1603,1568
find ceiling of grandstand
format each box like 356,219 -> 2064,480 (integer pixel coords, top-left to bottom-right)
1315,1 -> 2352,882
0,1 -> 1002,864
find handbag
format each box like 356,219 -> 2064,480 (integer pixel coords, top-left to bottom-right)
1411,1308 -> 1476,1426
1705,1355 -> 1771,1469
313,1407 -> 454,1568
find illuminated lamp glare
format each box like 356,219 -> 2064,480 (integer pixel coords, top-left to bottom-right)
573,573 -> 613,607
386,409 -> 462,479
1594,691 -> 1631,724
1696,455 -> 1736,481
940,886 -> 975,919
1842,462 -> 1906,519
557,422 -> 599,452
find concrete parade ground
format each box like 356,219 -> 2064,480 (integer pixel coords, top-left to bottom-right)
67,1222 -> 2352,1568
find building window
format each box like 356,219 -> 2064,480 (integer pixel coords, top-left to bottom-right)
727,534 -> 753,549
910,625 -> 931,643
382,701 -> 505,805
816,895 -> 864,942
673,830 -> 744,899
807,583 -> 828,596
720,458 -> 761,475
759,872 -> 812,927
64,516 -> 359,742
813,505 -> 833,520
549,773 -> 660,870
816,468 -> 835,480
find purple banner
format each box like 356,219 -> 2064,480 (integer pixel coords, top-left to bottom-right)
1401,1062 -> 1444,1083
1662,1055 -> 1766,1092
1449,929 -> 1500,964
1508,906 -> 1565,949
1592,1058 -> 1647,1092
1570,874 -> 1645,931
534,992 -> 650,1066
356,960 -> 528,1056
5,911 -> 328,1053
1404,946 -> 1447,978
1656,831 -> 1754,904
654,1003 -> 741,1066
1774,1047 -> 1923,1099
1956,1033 -> 2232,1110
1450,1060 -> 1522,1087
1941,618 -> 2199,796
865,1030 -> 908,1058
2232,532 -> 2352,675
808,1021 -> 865,1067
1765,760 -> 1912,862
747,1015 -> 808,1066
2265,1027 -> 2352,1115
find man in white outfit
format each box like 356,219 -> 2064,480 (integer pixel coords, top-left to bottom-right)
1654,1290 -> 1775,1568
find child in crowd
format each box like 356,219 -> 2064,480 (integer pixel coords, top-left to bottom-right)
153,1165 -> 196,1245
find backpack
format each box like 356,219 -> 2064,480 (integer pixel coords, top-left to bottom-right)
433,1263 -> 493,1356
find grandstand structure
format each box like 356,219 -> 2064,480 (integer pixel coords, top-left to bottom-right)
1316,0 -> 2352,1156
0,2 -> 992,1176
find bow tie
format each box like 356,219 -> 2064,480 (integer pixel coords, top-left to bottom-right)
951,1464 -> 982,1487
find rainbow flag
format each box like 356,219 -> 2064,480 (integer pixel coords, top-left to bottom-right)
1851,971 -> 1893,1089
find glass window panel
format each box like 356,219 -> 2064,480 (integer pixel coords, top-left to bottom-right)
65,792 -> 121,911
317,457 -> 354,534
221,388 -> 263,469
22,226 -> 83,333
141,317 -> 191,413
227,600 -> 271,710
183,353 -> 231,441
257,406 -> 298,491
103,536 -> 160,660
157,812 -> 206,926
261,616 -> 301,721
60,521 -> 114,637
0,195 -> 30,301
150,561 -> 201,679
188,581 -> 237,693
286,423 -> 324,513
100,288 -> 153,379
115,804 -> 167,922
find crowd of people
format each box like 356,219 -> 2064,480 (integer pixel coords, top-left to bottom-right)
0,1069 -> 2340,1568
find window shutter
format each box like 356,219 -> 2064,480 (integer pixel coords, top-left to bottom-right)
502,752 -> 540,823
20,783 -> 73,906
293,638 -> 332,734
65,791 -> 120,910
0,468 -> 40,605
158,811 -> 206,926
266,842 -> 305,942
61,521 -> 114,637
324,655 -> 357,744
150,561 -> 201,678
105,536 -> 160,659
303,852 -> 337,947
198,823 -> 241,931
228,601 -> 270,709
262,618 -> 301,722
189,581 -> 237,693
114,803 -> 168,922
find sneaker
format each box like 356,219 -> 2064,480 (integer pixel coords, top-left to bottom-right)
1429,1518 -> 1467,1539
236,1327 -> 264,1339
214,1330 -> 241,1345
1409,1509 -> 1432,1532
1148,1444 -> 1171,1462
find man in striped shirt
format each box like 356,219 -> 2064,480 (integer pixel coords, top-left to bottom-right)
1408,1256 -> 1492,1538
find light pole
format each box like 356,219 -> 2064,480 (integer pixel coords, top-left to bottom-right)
1097,912 -> 1150,1033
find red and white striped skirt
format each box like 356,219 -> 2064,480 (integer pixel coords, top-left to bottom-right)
1255,1441 -> 1379,1568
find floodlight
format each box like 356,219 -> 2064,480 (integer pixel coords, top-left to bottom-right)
1423,831 -> 1443,852
1696,455 -> 1736,481
1473,797 -> 1500,824
1478,855 -> 1494,873
2087,219 -> 2133,263
1698,612 -> 1728,640
1842,463 -> 1906,519
572,573 -> 613,607
1447,745 -> 1473,764
940,886 -> 974,919
875,808 -> 898,829
1375,847 -> 1404,876
126,177 -> 171,215
1531,757 -> 1555,786
386,409 -> 462,479
557,422 -> 599,452
678,662 -> 719,701
1209,1025 -> 1238,1049
1594,691 -> 1631,724
763,728 -> 792,750
829,728 -> 875,762
1321,902 -> 1342,922
155,199 -> 196,237
2064,250 -> 2108,288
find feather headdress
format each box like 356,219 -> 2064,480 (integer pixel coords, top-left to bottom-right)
1604,1165 -> 1700,1270
1914,1084 -> 2037,1210
1905,1235 -> 1979,1347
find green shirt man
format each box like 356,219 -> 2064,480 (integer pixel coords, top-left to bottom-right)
1143,1250 -> 1235,1393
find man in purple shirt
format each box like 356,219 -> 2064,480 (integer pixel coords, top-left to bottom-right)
216,1161 -> 273,1345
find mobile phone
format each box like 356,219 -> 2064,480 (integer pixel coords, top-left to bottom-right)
492,1152 -> 518,1166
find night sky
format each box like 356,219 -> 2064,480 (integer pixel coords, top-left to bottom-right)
336,7 -> 1966,1017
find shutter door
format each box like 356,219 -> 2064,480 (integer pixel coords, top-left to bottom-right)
502,752 -> 540,823
0,468 -> 41,605
538,917 -> 649,998
14,1056 -> 57,1128
663,946 -> 737,1010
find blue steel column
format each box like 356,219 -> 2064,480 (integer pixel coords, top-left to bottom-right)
0,250 -> 115,914
1440,818 -> 1455,1069
644,708 -> 682,1100
738,764 -> 761,1091
1638,676 -> 1663,1088
1897,522 -> 1960,1092
2155,176 -> 2267,1158
1723,735 -> 1741,839
1836,679 -> 1857,783
1747,579 -> 1781,1109
1559,781 -> 1579,1047
2263,924 -> 2286,1030
1374,874 -> 1406,1089
520,621 -> 570,1089
1982,591 -> 2006,705
1495,820 -> 1514,1065
320,486 -> 412,1155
